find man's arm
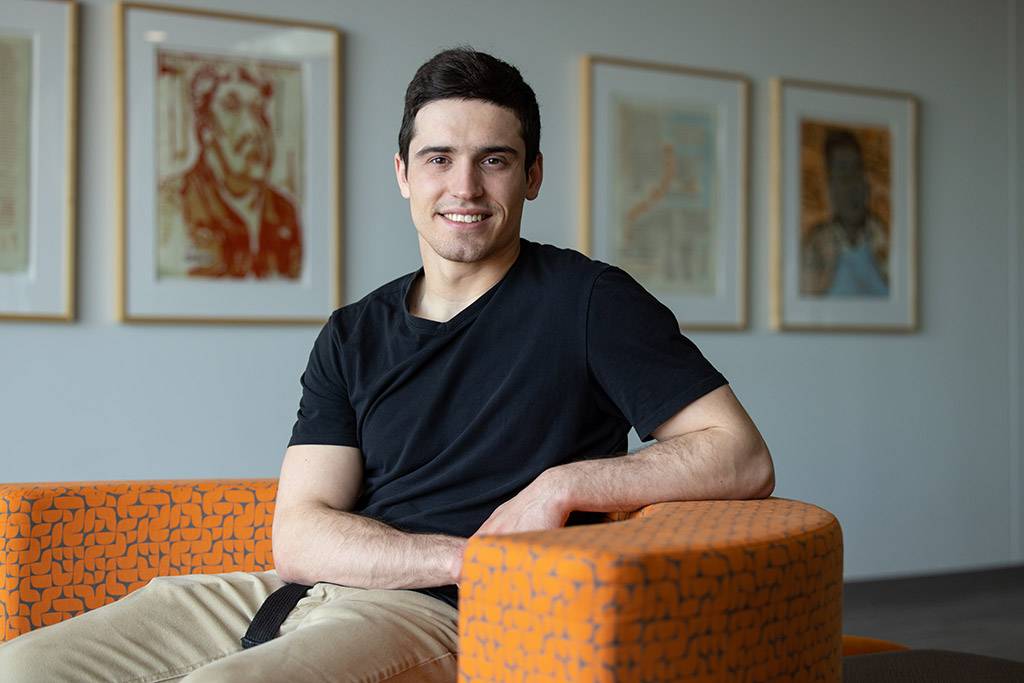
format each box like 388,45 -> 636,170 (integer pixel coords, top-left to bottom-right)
272,444 -> 466,588
474,384 -> 774,536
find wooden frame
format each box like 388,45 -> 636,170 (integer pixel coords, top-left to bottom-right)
771,77 -> 918,332
0,0 -> 77,321
580,54 -> 749,331
116,2 -> 343,324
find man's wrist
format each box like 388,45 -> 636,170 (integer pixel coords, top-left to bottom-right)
441,535 -> 468,586
537,465 -> 577,518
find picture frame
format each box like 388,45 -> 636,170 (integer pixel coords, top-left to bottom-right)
0,0 -> 77,321
580,55 -> 749,331
771,78 -> 918,332
116,2 -> 342,323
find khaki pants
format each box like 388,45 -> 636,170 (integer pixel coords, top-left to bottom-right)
0,571 -> 459,682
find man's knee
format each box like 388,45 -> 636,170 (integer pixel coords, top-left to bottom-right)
0,581 -> 191,682
0,630 -> 68,683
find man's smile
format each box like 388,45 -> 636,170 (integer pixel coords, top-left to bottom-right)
441,213 -> 485,223
436,208 -> 493,226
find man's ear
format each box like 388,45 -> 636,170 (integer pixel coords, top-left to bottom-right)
394,153 -> 411,199
526,152 -> 543,201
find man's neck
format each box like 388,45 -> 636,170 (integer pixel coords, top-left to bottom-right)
202,148 -> 259,199
836,216 -> 868,247
409,237 -> 520,323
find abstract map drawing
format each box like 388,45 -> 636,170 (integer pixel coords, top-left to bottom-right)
612,96 -> 718,297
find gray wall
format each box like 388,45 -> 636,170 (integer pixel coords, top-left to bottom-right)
1014,0 -> 1024,561
2,0 -> 1021,581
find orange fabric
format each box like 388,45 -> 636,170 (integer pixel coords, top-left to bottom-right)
458,498 -> 844,682
2,483 -> 849,681
0,480 -> 277,641
842,634 -> 909,656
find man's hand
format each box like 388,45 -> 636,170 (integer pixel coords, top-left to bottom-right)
472,471 -> 571,537
275,445 -> 471,590
451,471 -> 570,586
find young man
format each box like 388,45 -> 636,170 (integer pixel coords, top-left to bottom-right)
0,48 -> 772,683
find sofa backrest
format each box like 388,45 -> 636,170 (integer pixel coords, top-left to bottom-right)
0,480 -> 277,641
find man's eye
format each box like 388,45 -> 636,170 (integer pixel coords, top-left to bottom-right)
482,157 -> 507,167
427,157 -> 449,165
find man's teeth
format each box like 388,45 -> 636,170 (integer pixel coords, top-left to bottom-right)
442,213 -> 485,223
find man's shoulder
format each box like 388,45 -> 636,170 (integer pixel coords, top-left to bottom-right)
324,272 -> 412,336
521,238 -> 613,282
262,183 -> 301,224
865,214 -> 889,247
802,219 -> 846,256
804,218 -> 840,239
158,162 -> 217,220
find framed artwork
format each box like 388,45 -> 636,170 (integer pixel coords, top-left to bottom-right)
0,0 -> 77,321
771,78 -> 918,332
580,55 -> 749,330
117,3 -> 342,323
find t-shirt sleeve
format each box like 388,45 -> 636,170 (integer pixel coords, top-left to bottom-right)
288,314 -> 360,448
586,267 -> 728,442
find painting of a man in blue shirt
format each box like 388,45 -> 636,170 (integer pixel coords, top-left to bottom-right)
800,129 -> 890,298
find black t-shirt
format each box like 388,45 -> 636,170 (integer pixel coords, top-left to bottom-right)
288,238 -> 727,607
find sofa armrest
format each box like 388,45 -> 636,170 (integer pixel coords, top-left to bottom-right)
0,479 -> 277,642
457,498 -> 844,682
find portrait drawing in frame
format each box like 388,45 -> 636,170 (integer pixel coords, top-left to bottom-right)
117,2 -> 342,323
772,78 -> 918,332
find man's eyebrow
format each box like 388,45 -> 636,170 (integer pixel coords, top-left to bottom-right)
415,146 -> 454,158
413,145 -> 520,158
478,145 -> 519,156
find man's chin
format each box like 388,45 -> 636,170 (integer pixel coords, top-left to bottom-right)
243,163 -> 270,183
838,212 -> 868,230
424,234 -> 494,264
221,166 -> 270,195
432,244 -> 486,264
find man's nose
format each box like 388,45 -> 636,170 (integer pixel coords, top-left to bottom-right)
450,161 -> 483,200
236,106 -> 261,138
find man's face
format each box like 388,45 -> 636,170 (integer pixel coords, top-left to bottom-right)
395,98 -> 542,265
204,77 -> 273,189
827,145 -> 869,228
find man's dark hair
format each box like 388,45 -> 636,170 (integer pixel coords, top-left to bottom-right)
823,129 -> 863,174
398,47 -> 541,176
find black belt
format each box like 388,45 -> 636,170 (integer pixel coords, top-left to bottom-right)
241,582 -> 312,649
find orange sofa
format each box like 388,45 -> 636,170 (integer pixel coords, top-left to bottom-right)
0,480 -> 885,681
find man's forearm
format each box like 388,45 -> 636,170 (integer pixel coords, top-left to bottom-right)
473,425 -> 773,538
546,426 -> 774,515
272,503 -> 465,589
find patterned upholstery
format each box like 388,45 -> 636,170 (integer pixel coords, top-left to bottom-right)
459,498 -> 843,682
2,482 -> 848,681
0,480 -> 276,640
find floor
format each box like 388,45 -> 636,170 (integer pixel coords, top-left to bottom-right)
843,564 -> 1024,662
